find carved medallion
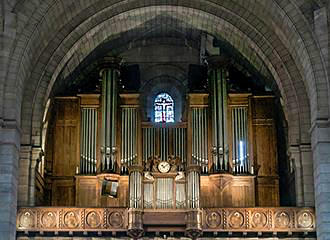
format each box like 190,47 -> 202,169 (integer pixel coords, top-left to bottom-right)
275,211 -> 290,228
229,211 -> 244,228
108,211 -> 123,228
251,212 -> 267,228
63,211 -> 79,228
206,211 -> 221,228
86,211 -> 101,228
19,211 -> 34,228
297,211 -> 313,228
41,211 -> 56,228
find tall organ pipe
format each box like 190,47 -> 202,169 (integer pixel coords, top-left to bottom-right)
121,108 -> 138,173
209,60 -> 228,173
80,108 -> 97,174
100,64 -> 119,173
232,107 -> 249,174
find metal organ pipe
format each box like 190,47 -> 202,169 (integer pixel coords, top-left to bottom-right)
100,65 -> 119,172
80,108 -> 98,174
231,107 -> 248,174
210,66 -> 228,173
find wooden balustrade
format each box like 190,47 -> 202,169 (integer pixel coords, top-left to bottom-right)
17,207 -> 315,235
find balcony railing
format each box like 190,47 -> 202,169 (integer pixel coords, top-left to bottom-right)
17,207 -> 315,237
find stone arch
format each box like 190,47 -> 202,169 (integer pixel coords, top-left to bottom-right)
13,3 -> 312,147
1,1 -> 329,238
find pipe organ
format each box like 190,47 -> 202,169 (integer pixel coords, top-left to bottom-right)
43,56 -> 282,238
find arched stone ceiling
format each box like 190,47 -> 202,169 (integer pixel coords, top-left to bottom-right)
3,0 -> 328,147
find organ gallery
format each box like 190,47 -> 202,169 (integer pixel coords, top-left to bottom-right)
17,51 -> 315,238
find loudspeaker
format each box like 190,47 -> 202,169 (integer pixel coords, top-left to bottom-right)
188,64 -> 208,92
121,64 -> 140,91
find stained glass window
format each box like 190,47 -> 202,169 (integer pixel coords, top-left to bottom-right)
154,93 -> 174,123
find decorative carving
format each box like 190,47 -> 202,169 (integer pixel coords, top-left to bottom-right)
41,211 -> 56,228
16,207 -> 315,234
206,211 -> 221,228
19,211 -> 34,228
108,211 -> 124,228
275,211 -> 290,228
229,211 -> 244,228
86,211 -> 101,228
63,211 -> 79,228
297,211 -> 313,228
251,211 -> 267,228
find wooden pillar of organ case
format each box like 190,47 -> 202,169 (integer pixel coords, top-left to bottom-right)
252,96 -> 279,206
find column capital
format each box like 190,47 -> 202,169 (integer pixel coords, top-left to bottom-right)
128,165 -> 144,174
206,55 -> 230,69
98,56 -> 122,74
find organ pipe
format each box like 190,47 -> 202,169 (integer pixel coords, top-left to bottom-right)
80,108 -> 98,174
129,169 -> 142,208
232,107 -> 249,174
191,108 -> 208,173
187,167 -> 200,209
100,63 -> 120,173
121,108 -> 138,174
209,58 -> 229,173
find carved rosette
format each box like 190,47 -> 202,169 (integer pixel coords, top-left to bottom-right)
86,210 -> 101,229
274,211 -> 291,228
108,211 -> 124,228
228,210 -> 245,229
41,211 -> 57,228
63,210 -> 80,229
297,210 -> 314,228
18,210 -> 35,229
251,211 -> 268,229
205,211 -> 221,228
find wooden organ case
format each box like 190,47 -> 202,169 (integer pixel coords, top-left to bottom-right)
42,57 -> 283,238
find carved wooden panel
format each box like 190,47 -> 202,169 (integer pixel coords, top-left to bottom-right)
51,178 -> 75,206
200,175 -> 255,208
203,207 -> 315,232
75,176 -> 98,207
252,96 -> 279,206
17,207 -> 128,232
256,176 -> 280,207
17,207 -> 315,233
53,97 -> 80,177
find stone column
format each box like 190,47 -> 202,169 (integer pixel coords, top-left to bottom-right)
18,146 -> 31,206
300,144 -> 314,206
0,119 -> 20,240
289,144 -> 315,207
99,57 -> 121,173
28,147 -> 42,206
311,120 -> 330,239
